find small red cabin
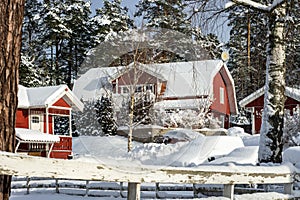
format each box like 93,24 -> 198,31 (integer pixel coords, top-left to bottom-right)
16,85 -> 84,159
239,87 -> 300,134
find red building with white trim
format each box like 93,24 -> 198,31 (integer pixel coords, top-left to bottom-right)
239,87 -> 300,134
74,60 -> 238,128
16,85 -> 84,159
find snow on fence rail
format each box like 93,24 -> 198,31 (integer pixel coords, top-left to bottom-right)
0,151 -> 297,200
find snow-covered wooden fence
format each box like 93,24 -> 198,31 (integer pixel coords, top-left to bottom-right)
0,151 -> 296,200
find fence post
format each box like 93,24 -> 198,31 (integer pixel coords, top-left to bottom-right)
127,182 -> 140,200
193,183 -> 197,198
86,180 -> 89,196
223,184 -> 234,200
284,183 -> 293,194
120,182 -> 125,198
155,183 -> 159,199
26,177 -> 30,194
55,179 -> 59,193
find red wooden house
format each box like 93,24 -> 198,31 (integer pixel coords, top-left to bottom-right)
239,86 -> 300,134
74,60 -> 238,128
16,85 -> 84,159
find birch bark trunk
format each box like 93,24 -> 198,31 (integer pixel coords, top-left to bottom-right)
258,4 -> 286,163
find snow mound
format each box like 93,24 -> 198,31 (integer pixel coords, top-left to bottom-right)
242,135 -> 260,146
206,146 -> 258,165
283,146 -> 300,165
227,127 -> 250,137
163,129 -> 204,141
130,136 -> 244,167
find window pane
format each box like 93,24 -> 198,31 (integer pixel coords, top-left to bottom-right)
32,116 -> 40,123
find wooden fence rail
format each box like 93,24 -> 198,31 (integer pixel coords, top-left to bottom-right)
0,151 -> 297,200
11,176 -> 281,199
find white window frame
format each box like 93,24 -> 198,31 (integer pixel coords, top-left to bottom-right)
220,87 -> 225,104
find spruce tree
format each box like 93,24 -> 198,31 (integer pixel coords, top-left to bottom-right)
285,0 -> 300,88
95,95 -> 117,136
90,0 -> 134,45
226,0 -> 300,101
135,0 -> 191,34
37,0 -> 92,87
21,0 -> 49,86
226,5 -> 267,102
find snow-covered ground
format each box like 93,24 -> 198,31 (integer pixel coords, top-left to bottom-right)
10,127 -> 300,199
72,127 -> 256,167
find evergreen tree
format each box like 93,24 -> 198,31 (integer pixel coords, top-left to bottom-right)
226,5 -> 267,102
61,0 -> 92,86
95,95 -> 117,136
285,0 -> 300,88
73,100 -> 102,136
226,0 -> 300,101
38,0 -> 92,87
132,90 -> 155,125
90,0 -> 134,45
21,0 -> 50,86
135,0 -> 191,34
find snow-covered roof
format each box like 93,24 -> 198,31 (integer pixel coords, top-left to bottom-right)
74,60 -> 235,99
239,86 -> 300,107
16,128 -> 60,143
18,85 -> 84,111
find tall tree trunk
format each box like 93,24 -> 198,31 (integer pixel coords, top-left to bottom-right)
0,0 -> 25,200
258,4 -> 286,163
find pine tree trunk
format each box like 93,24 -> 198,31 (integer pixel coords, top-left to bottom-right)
258,5 -> 286,163
0,0 -> 25,199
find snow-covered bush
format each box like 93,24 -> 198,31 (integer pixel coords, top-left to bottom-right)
283,108 -> 300,147
154,109 -> 220,129
117,90 -> 155,126
73,100 -> 102,136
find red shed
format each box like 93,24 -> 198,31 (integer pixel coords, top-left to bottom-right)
239,87 -> 300,134
16,85 -> 84,159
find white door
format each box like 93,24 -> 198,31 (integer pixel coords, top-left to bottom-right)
31,115 -> 43,132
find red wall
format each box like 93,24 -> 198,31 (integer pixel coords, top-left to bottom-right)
245,95 -> 300,134
16,109 -> 29,128
209,72 -> 231,128
53,98 -> 71,108
210,72 -> 230,115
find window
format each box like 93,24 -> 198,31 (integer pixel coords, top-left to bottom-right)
135,85 -> 143,92
121,86 -> 129,94
31,116 -> 40,123
220,87 -> 224,104
219,115 -> 225,128
54,116 -> 70,136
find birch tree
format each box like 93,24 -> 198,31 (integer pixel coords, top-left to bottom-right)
0,1 -> 25,199
188,0 -> 288,163
231,0 -> 287,163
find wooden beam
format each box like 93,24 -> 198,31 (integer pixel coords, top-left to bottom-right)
0,152 -> 295,186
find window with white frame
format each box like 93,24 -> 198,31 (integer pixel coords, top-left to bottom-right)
220,87 -> 224,104
31,116 -> 40,123
120,86 -> 129,94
